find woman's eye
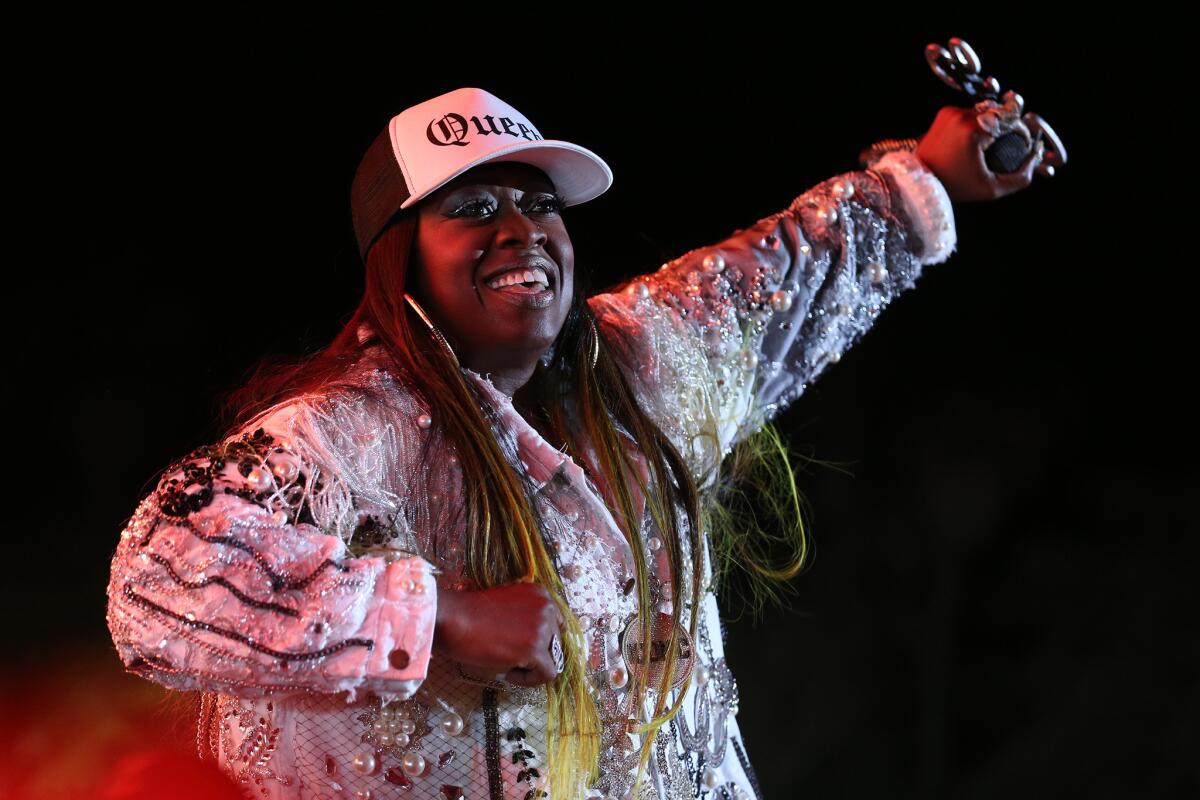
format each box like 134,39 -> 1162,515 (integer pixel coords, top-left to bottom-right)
450,194 -> 564,218
528,194 -> 566,215
452,199 -> 496,217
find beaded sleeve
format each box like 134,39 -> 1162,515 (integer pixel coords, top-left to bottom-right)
588,150 -> 956,488
105,388 -> 440,704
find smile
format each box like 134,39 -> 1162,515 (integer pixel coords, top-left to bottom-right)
486,266 -> 550,291
483,266 -> 555,308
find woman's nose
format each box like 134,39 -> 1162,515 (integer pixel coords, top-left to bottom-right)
495,203 -> 547,247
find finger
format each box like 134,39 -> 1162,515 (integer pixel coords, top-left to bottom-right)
506,662 -> 552,687
504,667 -> 539,687
969,129 -> 996,181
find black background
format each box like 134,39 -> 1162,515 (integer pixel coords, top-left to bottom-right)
7,7 -> 1194,799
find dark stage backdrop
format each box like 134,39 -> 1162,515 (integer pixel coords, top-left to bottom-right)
7,8 -> 1194,799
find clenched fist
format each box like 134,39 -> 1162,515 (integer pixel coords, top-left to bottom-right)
433,582 -> 566,687
915,105 -> 1046,203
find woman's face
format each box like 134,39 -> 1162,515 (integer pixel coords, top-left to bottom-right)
410,162 -> 574,376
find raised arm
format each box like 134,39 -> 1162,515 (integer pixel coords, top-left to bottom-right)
588,149 -> 956,488
106,393 -> 439,704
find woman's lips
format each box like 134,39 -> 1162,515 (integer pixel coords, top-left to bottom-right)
484,280 -> 555,309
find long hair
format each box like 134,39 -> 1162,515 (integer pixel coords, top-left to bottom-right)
222,209 -> 812,796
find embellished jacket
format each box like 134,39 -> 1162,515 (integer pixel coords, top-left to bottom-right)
106,150 -> 956,800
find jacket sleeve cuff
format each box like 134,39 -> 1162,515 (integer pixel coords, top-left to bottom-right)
870,150 -> 957,266
359,555 -> 438,702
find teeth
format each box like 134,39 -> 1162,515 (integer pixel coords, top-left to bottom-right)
487,266 -> 550,290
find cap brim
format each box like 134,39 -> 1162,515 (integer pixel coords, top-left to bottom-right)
398,139 -> 613,210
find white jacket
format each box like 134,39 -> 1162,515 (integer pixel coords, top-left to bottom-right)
107,150 -> 955,800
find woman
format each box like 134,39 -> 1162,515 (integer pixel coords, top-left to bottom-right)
106,87 -> 1044,799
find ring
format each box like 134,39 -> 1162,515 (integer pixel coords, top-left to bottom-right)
549,633 -> 565,676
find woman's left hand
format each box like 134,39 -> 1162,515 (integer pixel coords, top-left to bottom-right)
914,105 -> 1046,203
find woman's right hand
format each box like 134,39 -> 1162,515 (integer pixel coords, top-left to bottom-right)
433,583 -> 565,687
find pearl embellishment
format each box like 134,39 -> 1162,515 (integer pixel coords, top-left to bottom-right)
416,413 -> 432,429
867,262 -> 888,284
702,253 -> 725,273
769,290 -> 793,313
270,458 -> 299,483
245,466 -> 271,490
626,281 -> 651,298
610,665 -> 629,688
351,752 -> 377,775
441,712 -> 464,736
401,751 -> 426,776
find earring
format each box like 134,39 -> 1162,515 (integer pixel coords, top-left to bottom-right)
589,317 -> 599,369
404,293 -> 461,370
539,341 -> 557,369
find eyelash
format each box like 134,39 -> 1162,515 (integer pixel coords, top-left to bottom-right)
452,193 -> 567,218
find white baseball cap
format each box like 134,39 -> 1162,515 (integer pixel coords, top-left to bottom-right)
351,87 -> 614,260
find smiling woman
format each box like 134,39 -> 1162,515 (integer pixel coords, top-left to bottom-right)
106,85 -> 1043,800
409,162 -> 577,400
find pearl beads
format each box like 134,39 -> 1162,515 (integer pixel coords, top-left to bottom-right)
703,767 -> 719,789
270,457 -> 298,483
701,253 -> 725,273
867,262 -> 888,284
647,536 -> 662,552
416,413 -> 432,429
694,663 -> 710,686
400,751 -> 425,776
351,752 -> 377,775
245,466 -> 271,489
758,233 -> 781,251
609,665 -> 629,688
770,290 -> 793,313
441,712 -> 464,736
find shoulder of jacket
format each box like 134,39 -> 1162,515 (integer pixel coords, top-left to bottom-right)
234,364 -> 429,445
